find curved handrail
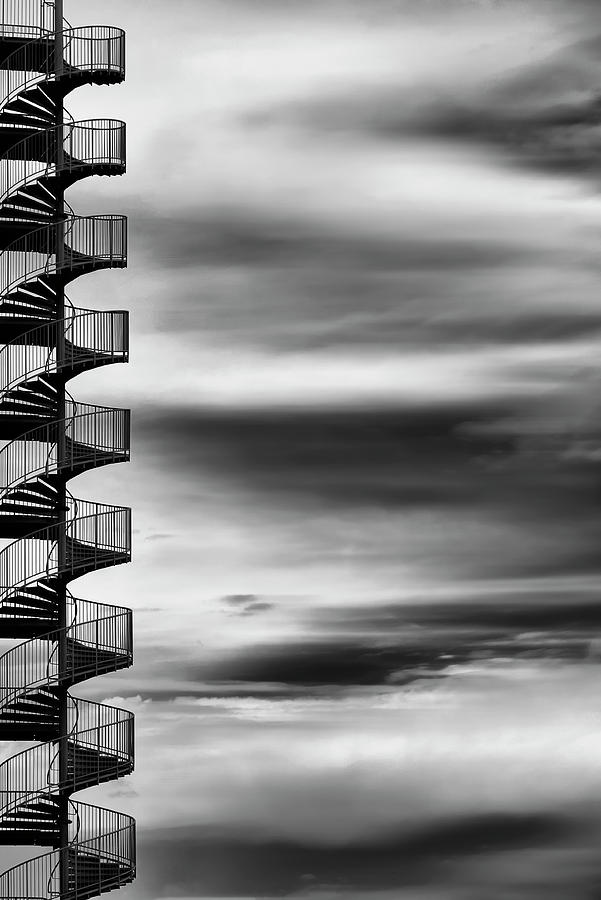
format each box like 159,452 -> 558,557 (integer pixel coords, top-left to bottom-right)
0,602 -> 131,699
0,403 -> 130,497
0,804 -> 135,900
0,25 -> 125,114
0,119 -> 126,211
0,307 -> 128,397
0,504 -> 131,600
0,215 -> 127,300
0,701 -> 133,811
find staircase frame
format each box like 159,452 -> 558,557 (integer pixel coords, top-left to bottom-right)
0,1 -> 134,897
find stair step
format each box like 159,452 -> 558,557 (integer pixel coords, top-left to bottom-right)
3,810 -> 57,822
4,593 -> 57,612
0,207 -> 51,222
3,481 -> 59,502
0,304 -> 54,320
0,618 -> 57,640
16,583 -> 57,600
22,800 -> 60,813
3,592 -> 55,606
0,497 -> 57,512
1,197 -> 54,215
0,503 -> 56,514
5,691 -> 58,710
0,387 -> 55,398
0,402 -> 55,414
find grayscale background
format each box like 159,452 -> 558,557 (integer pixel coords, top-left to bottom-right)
3,1 -> 601,898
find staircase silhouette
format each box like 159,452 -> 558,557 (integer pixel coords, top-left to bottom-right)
0,3 -> 134,898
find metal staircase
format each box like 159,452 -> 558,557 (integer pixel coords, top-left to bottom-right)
0,1 -> 135,897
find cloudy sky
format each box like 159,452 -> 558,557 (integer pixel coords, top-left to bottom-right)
4,0 -> 601,897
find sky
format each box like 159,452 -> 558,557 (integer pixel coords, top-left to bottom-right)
3,0 -> 601,897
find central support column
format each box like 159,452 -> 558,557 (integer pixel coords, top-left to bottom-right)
53,1 -> 71,895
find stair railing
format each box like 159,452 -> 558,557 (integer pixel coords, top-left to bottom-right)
0,0 -> 54,40
0,701 -> 133,808
0,26 -> 125,116
0,307 -> 128,400
0,504 -> 131,599
0,120 -> 126,213
0,216 -> 127,302
0,798 -> 134,898
0,404 -> 129,501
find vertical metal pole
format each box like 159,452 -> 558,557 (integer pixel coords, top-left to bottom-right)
54,2 -> 70,896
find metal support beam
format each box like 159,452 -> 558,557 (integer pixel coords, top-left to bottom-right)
53,3 -> 70,895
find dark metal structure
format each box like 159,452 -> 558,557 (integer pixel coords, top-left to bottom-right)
0,0 -> 134,897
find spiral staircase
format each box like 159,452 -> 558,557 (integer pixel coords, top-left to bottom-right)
0,1 -> 135,897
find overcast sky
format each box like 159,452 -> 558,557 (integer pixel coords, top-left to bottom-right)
3,0 -> 601,897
